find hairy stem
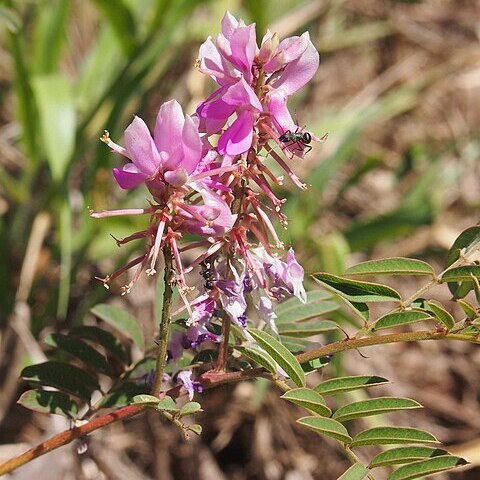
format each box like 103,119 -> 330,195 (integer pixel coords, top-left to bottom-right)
151,244 -> 174,397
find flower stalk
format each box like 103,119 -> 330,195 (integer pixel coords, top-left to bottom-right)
151,244 -> 175,397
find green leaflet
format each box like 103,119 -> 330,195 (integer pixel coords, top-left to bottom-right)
387,456 -> 467,480
315,375 -> 389,395
313,273 -> 401,303
248,329 -> 305,387
297,416 -> 352,443
281,388 -> 332,417
17,389 -> 78,418
370,447 -> 449,468
337,463 -> 369,480
346,258 -> 434,277
91,303 -> 144,349
352,427 -> 437,446
333,397 -> 422,423
372,311 -> 432,331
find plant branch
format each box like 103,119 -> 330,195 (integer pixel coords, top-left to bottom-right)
151,244 -> 174,397
2,330 -> 479,476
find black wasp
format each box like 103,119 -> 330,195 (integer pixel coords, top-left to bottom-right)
200,259 -> 215,291
279,128 -> 312,154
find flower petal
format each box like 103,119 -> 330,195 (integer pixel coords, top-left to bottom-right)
218,110 -> 254,155
124,116 -> 161,176
181,115 -> 202,174
223,77 -> 262,111
271,32 -> 319,95
113,163 -> 148,189
154,99 -> 184,162
268,89 -> 297,133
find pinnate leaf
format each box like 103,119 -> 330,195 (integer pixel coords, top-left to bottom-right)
45,333 -> 112,375
248,328 -> 305,387
337,463 -> 369,480
313,273 -> 401,303
72,325 -> 129,363
346,258 -> 434,277
157,396 -> 177,412
315,375 -> 389,396
370,447 -> 449,468
352,427 -> 437,447
99,382 -> 147,408
18,389 -> 78,418
91,303 -> 144,349
333,397 -> 422,422
21,362 -> 99,400
373,311 -> 432,331
297,416 -> 352,443
387,456 -> 467,480
281,388 -> 332,417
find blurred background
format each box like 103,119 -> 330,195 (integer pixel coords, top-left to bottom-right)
0,0 -> 479,478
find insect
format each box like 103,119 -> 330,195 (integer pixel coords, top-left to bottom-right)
279,128 -> 312,154
200,259 -> 215,291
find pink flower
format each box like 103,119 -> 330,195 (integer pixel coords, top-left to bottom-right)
105,100 -> 202,193
198,11 -> 256,86
261,32 -> 320,134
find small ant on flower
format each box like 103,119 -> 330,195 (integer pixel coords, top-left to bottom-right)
279,127 -> 312,154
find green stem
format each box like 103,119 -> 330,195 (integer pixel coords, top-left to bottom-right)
401,279 -> 439,307
151,245 -> 174,397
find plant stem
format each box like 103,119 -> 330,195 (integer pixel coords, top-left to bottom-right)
2,330 -> 479,476
401,279 -> 439,307
151,244 -> 174,397
296,330 -> 480,364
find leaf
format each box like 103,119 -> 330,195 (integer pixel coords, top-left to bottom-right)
446,226 -> 480,267
313,273 -> 401,303
301,356 -> 332,374
456,300 -> 477,320
90,0 -> 136,55
31,74 -> 75,182
275,290 -> 332,315
131,394 -> 160,406
236,345 -> 278,376
441,266 -> 480,282
387,456 -> 467,480
99,383 -> 148,408
346,258 -> 434,277
21,362 -> 99,400
276,302 -> 339,325
157,396 -> 177,413
427,301 -> 455,330
248,329 -> 305,387
337,463 -> 369,480
373,311 -> 432,331
180,402 -> 203,417
71,325 -> 129,363
189,424 -> 202,435
297,416 -> 352,443
91,304 -> 144,349
315,376 -> 389,396
18,389 -> 78,418
370,447 -> 449,467
352,427 -> 437,446
333,397 -> 422,422
281,388 -> 332,417
45,333 -> 112,375
279,336 -> 314,353
278,320 -> 339,337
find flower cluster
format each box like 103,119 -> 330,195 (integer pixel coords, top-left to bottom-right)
91,12 -> 320,368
